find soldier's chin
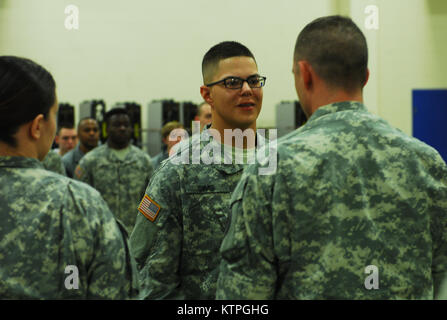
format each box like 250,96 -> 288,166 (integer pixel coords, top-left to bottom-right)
116,138 -> 131,147
86,143 -> 98,149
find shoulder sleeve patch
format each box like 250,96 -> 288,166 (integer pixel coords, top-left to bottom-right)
138,194 -> 161,222
74,165 -> 84,179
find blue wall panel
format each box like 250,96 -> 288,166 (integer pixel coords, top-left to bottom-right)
412,89 -> 447,163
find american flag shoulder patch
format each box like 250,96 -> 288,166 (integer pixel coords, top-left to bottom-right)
138,194 -> 161,222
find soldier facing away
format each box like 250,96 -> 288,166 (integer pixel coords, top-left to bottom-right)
216,16 -> 447,300
0,56 -> 139,299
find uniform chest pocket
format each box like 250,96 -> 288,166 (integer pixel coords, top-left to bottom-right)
182,184 -> 232,255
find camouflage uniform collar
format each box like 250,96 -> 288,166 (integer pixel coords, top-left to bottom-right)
307,101 -> 367,123
200,125 -> 266,147
0,156 -> 44,169
105,144 -> 133,162
200,126 -> 253,175
169,127 -> 245,174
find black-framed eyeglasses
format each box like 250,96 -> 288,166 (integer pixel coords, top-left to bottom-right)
206,75 -> 266,89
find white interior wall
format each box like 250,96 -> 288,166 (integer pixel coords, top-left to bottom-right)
0,0 -> 332,132
334,0 -> 447,136
1,0 -> 446,138
375,0 -> 447,135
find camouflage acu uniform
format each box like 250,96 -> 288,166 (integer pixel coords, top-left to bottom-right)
130,127 -> 265,299
62,144 -> 85,178
0,156 -> 139,299
439,276 -> 447,300
216,101 -> 447,300
74,144 -> 153,235
41,151 -> 66,176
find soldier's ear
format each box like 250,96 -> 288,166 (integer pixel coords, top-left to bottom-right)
298,61 -> 313,90
29,114 -> 45,140
363,68 -> 370,88
200,86 -> 213,108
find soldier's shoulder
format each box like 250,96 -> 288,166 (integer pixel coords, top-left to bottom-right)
24,168 -> 99,202
130,145 -> 152,161
90,144 -> 108,155
54,175 -> 116,233
79,145 -> 107,163
40,169 -> 100,196
42,151 -> 62,167
171,133 -> 201,155
151,153 -> 181,178
129,144 -> 144,153
45,151 -> 62,160
65,176 -> 104,204
367,118 -> 446,165
400,132 -> 445,161
20,166 -> 64,183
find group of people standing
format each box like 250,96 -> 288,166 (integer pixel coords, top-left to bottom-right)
1,15 -> 447,300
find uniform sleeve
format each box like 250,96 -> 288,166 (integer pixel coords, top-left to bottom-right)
73,157 -> 92,186
55,156 -> 67,176
216,165 -> 279,300
42,152 -> 66,176
430,157 -> 447,298
129,162 -> 183,299
437,275 -> 447,300
68,183 -> 139,299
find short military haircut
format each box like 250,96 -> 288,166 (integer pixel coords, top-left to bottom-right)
294,15 -> 368,92
57,123 -> 75,135
202,41 -> 256,84
161,121 -> 184,139
77,117 -> 97,128
104,108 -> 129,125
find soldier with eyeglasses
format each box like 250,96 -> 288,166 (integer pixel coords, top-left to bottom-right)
130,41 -> 267,299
